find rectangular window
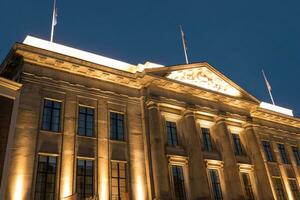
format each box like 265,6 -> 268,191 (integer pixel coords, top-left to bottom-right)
110,112 -> 125,141
166,121 -> 178,145
111,162 -> 127,200
35,155 -> 57,200
272,177 -> 286,200
172,165 -> 186,200
232,133 -> 244,155
76,159 -> 94,199
201,128 -> 213,152
262,141 -> 275,162
289,179 -> 300,200
292,146 -> 300,166
241,173 -> 255,200
78,106 -> 94,137
209,169 -> 223,200
278,144 -> 290,164
42,99 -> 61,132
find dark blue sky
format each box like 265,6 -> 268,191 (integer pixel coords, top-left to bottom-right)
1,0 -> 299,116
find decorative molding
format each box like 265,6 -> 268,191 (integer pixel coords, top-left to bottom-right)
205,159 -> 224,169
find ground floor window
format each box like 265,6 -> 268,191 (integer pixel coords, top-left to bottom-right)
172,165 -> 186,200
272,177 -> 286,200
209,169 -> 223,200
35,155 -> 57,200
111,162 -> 127,200
76,159 -> 94,199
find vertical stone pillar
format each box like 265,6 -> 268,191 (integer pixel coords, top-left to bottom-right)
243,123 -> 273,199
127,102 -> 148,200
97,99 -> 109,200
214,117 -> 244,200
5,84 -> 41,200
182,110 -> 210,199
60,93 -> 76,198
147,101 -> 171,199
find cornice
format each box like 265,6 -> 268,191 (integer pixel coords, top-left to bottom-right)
0,77 -> 22,91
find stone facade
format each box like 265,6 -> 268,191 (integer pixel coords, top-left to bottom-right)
0,38 -> 300,200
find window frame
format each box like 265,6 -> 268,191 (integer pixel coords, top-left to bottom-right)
208,169 -> 223,200
291,146 -> 300,166
231,133 -> 245,156
277,143 -> 290,164
41,98 -> 62,132
76,158 -> 95,199
34,154 -> 58,200
272,176 -> 287,200
262,140 -> 275,162
110,161 -> 128,200
77,105 -> 95,137
109,111 -> 126,141
288,178 -> 300,200
241,172 -> 255,200
201,127 -> 213,152
166,121 -> 179,146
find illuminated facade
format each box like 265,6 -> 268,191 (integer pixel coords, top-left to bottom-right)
1,36 -> 300,200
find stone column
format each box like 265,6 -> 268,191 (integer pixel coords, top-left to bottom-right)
127,102 -> 148,200
182,110 -> 210,199
60,93 -> 76,198
97,99 -> 109,200
147,101 -> 171,199
214,117 -> 244,200
243,123 -> 274,199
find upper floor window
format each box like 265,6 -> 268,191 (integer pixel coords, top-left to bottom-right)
272,177 -> 286,200
110,112 -> 125,141
35,155 -> 57,200
278,144 -> 290,164
262,141 -> 275,162
292,146 -> 300,166
209,169 -> 223,200
172,165 -> 186,200
232,133 -> 244,156
76,159 -> 94,199
289,179 -> 300,200
78,106 -> 94,137
241,173 -> 254,200
111,162 -> 127,200
201,128 -> 213,152
166,121 -> 178,145
42,99 -> 61,132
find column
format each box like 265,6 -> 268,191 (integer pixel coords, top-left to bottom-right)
243,123 -> 274,199
182,110 -> 210,199
97,99 -> 109,200
147,101 -> 171,199
214,117 -> 244,200
127,102 -> 148,200
60,94 -> 76,198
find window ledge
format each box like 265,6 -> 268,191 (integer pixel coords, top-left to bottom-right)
40,129 -> 62,135
77,135 -> 96,139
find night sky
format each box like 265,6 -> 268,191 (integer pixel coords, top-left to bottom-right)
1,0 -> 299,116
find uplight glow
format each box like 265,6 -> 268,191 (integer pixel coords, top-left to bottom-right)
260,102 -> 293,116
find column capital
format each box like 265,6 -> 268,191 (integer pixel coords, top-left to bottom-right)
214,115 -> 226,124
182,109 -> 195,118
146,100 -> 158,110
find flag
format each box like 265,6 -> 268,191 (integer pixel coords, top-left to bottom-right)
262,70 -> 272,91
180,25 -> 189,64
53,7 -> 57,26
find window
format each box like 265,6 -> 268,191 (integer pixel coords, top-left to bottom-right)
292,146 -> 300,166
35,155 -> 57,200
201,128 -> 213,152
110,112 -> 125,141
241,173 -> 254,200
272,177 -> 286,200
166,121 -> 178,145
209,169 -> 223,200
111,162 -> 127,200
278,144 -> 290,164
76,159 -> 94,199
42,99 -> 61,132
78,106 -> 94,137
232,133 -> 244,155
172,165 -> 186,200
262,141 -> 275,162
289,179 -> 300,200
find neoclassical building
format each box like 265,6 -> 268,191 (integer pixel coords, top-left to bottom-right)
0,36 -> 300,200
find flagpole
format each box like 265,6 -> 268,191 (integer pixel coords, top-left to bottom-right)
262,69 -> 275,105
180,25 -> 189,64
50,0 -> 57,42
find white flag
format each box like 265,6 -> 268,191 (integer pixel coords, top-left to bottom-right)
53,7 -> 57,26
262,70 -> 272,91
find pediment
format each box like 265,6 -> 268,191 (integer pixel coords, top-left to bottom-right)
145,62 -> 259,103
